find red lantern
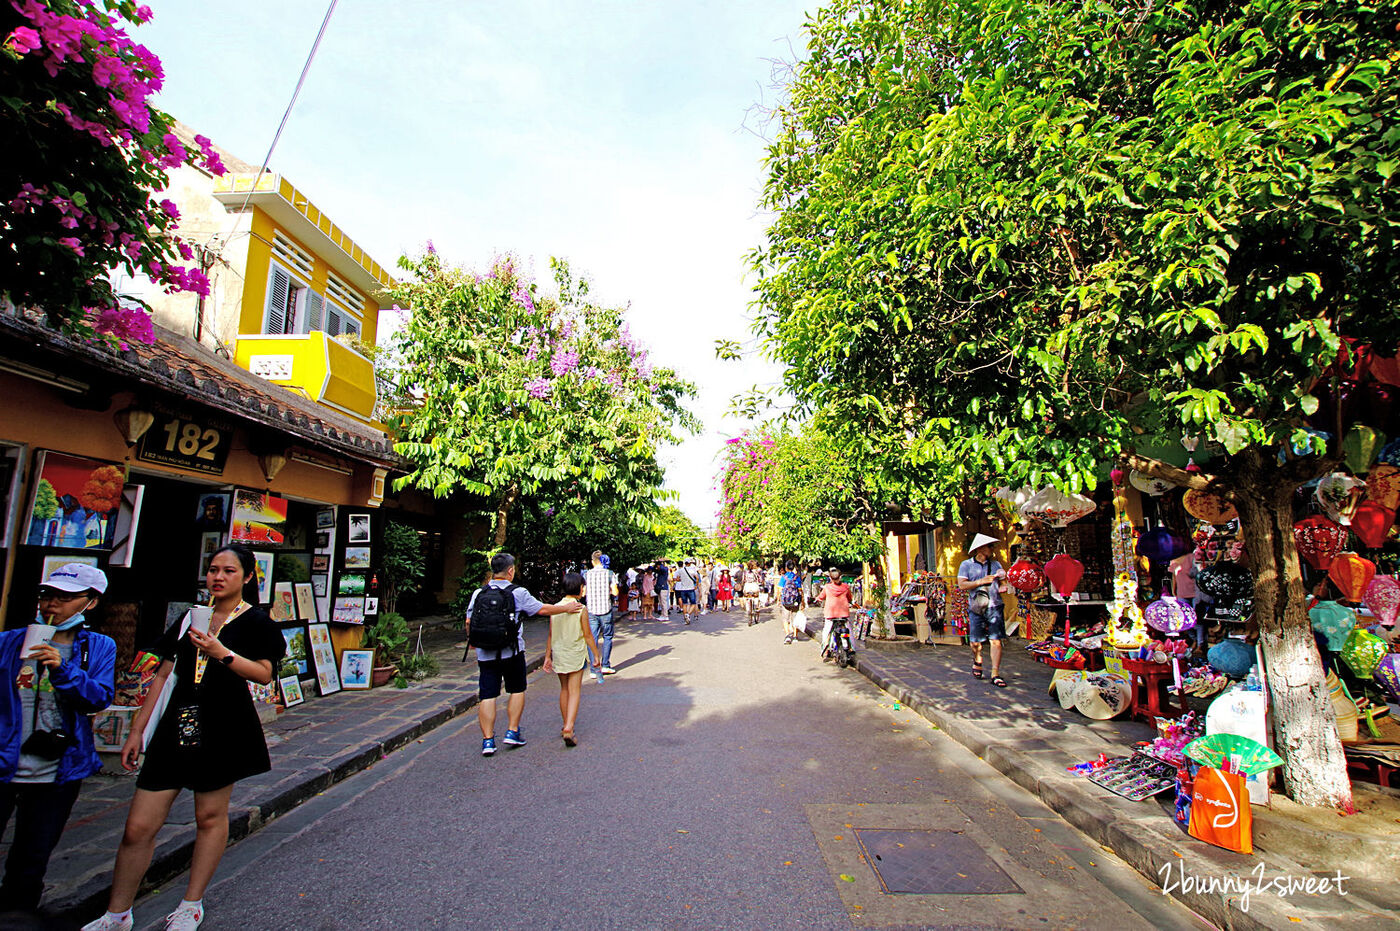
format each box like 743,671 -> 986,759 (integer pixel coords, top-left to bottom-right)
1044,554 -> 1085,598
1293,514 -> 1347,571
1329,552 -> 1377,604
1352,502 -> 1396,550
1006,559 -> 1045,593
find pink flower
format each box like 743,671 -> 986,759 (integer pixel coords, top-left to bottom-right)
5,26 -> 41,54
58,237 -> 84,256
134,5 -> 154,23
157,199 -> 179,220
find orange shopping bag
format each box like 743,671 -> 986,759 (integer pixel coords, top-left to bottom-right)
1187,766 -> 1252,854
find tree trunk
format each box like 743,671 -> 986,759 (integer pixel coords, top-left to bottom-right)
492,483 -> 519,549
1233,461 -> 1354,811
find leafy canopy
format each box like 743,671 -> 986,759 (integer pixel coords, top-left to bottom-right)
753,0 -> 1400,503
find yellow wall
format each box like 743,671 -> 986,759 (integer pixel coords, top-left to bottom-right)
233,332 -> 377,425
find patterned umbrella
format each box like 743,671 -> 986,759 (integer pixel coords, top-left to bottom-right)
1293,514 -> 1347,571
1183,488 -> 1238,525
1366,464 -> 1400,510
1185,734 -> 1284,775
1341,627 -> 1389,680
1145,596 -> 1196,633
1363,575 -> 1400,627
1329,552 -> 1377,603
1309,600 -> 1357,652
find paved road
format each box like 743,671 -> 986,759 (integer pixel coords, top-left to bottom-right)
131,609 -> 1212,930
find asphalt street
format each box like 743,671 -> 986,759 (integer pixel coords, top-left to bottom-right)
130,608 -> 1213,930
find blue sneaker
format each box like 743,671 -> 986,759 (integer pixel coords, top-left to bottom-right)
502,729 -> 526,747
481,737 -> 497,756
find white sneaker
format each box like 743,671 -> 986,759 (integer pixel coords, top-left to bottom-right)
164,902 -> 204,931
82,914 -> 134,931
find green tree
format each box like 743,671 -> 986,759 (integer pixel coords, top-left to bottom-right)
380,520 -> 426,614
753,0 -> 1399,808
3,0 -> 225,342
651,505 -> 709,560
388,252 -> 698,551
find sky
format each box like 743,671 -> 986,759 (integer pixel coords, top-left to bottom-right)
136,0 -> 815,528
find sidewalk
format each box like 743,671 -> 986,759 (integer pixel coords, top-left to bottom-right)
13,616 -> 547,924
798,614 -> 1400,930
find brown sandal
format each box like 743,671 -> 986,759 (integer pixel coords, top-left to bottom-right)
562,730 -> 577,747
992,675 -> 1008,688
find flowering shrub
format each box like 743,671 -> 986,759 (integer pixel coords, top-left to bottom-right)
716,432 -> 774,556
2,0 -> 222,344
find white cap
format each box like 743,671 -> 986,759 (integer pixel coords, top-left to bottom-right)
41,562 -> 108,594
967,533 -> 1000,554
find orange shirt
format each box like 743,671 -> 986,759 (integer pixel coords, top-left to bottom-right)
820,582 -> 852,618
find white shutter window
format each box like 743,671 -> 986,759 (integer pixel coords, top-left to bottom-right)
305,292 -> 324,333
343,320 -> 360,338
266,267 -> 290,334
327,307 -> 342,336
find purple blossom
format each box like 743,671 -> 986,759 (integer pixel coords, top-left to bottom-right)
550,348 -> 579,377
57,237 -> 84,256
525,377 -> 552,399
426,239 -> 436,254
5,26 -> 41,54
511,284 -> 534,311
89,305 -> 154,348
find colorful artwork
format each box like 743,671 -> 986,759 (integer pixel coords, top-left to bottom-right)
248,679 -> 279,706
337,572 -> 366,595
340,649 -> 373,689
270,582 -> 295,622
294,582 -> 317,621
312,554 -> 329,572
91,706 -> 138,752
316,508 -> 335,529
25,451 -> 125,549
332,596 -> 365,624
252,551 -> 274,604
279,675 -> 305,707
280,625 -> 309,677
363,597 -> 379,615
197,532 -> 222,582
344,546 -> 371,569
230,490 -> 288,545
307,623 -> 340,696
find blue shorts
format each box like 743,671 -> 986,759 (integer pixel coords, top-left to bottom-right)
967,607 -> 1005,643
675,590 -> 697,605
478,652 -> 527,699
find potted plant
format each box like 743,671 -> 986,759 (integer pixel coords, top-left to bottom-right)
361,611 -> 409,687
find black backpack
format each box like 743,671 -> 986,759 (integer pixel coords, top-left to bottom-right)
467,583 -> 520,657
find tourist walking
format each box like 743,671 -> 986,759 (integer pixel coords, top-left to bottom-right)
958,534 -> 1008,688
86,546 -> 285,931
673,558 -> 701,625
584,551 -> 617,676
1,564 -> 115,917
464,553 -> 582,757
776,560 -> 805,645
543,572 -> 602,746
641,566 -> 657,619
717,568 -> 734,612
655,560 -> 671,618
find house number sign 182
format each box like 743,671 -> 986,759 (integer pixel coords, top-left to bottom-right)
135,413 -> 233,475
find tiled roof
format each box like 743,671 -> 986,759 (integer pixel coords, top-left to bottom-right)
0,313 -> 402,468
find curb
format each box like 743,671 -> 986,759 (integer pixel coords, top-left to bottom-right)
54,654 -> 544,921
802,620 -> 1359,931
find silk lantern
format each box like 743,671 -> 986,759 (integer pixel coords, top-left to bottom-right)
1317,472 -> 1365,525
1366,464 -> 1400,510
1145,596 -> 1197,634
1309,601 -> 1357,652
1135,528 -> 1186,569
1044,554 -> 1085,598
1293,514 -> 1347,571
1363,575 -> 1400,627
1006,559 -> 1045,593
1183,488 -> 1238,525
1196,562 -> 1253,604
1129,471 -> 1173,497
1341,627 -> 1388,680
1351,502 -> 1396,550
1329,552 -> 1377,604
993,485 -> 1033,525
1375,655 -> 1400,704
1342,426 -> 1386,475
1022,487 -> 1097,528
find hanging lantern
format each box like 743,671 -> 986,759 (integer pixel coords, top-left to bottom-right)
1340,627 -> 1388,680
1106,572 -> 1149,649
1376,655 -> 1400,704
1128,470 -> 1173,497
1182,488 -> 1238,525
1044,554 -> 1085,598
1366,464 -> 1400,510
1135,528 -> 1185,568
1196,562 -> 1253,604
1342,426 -> 1386,475
1351,501 -> 1396,549
1308,601 -> 1357,652
1379,438 -> 1400,468
1363,575 -> 1400,627
1293,514 -> 1348,571
1328,552 -> 1377,603
1316,472 -> 1366,525
1022,487 -> 1097,528
1006,559 -> 1045,593
1110,467 -> 1126,487
1145,596 -> 1196,634
993,485 -> 1033,525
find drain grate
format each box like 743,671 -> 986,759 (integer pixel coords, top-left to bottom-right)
854,829 -> 1024,896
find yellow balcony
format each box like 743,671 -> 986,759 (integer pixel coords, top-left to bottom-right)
234,331 -> 378,425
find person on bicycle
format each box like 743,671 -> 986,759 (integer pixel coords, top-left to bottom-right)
742,562 -> 764,626
816,568 -> 852,660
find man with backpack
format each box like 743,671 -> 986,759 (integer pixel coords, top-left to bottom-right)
465,553 -> 583,757
777,560 -> 805,644
673,558 -> 701,626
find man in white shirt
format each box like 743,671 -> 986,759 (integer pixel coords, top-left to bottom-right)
584,551 -> 618,675
672,558 -> 701,625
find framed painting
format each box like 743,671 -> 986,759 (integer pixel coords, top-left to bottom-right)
363,596 -> 379,616
279,675 -> 305,708
25,450 -> 124,549
332,596 -> 365,624
337,572 -> 366,595
279,624 -> 309,677
293,581 -> 317,621
339,649 -> 374,690
307,623 -> 340,696
252,551 -> 274,604
311,574 -> 328,598
230,490 -> 288,545
312,554 -> 329,572
343,546 -> 371,569
195,492 -> 230,531
346,512 -> 371,543
196,531 -> 222,582
270,582 -> 295,622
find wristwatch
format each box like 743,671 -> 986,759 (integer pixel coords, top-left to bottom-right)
221,653 -> 236,666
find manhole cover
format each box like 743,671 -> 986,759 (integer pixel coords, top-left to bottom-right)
854,829 -> 1024,895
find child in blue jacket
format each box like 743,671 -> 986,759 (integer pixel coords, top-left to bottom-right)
0,563 -> 116,913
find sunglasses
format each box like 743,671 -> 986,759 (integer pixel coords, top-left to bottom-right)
38,588 -> 89,602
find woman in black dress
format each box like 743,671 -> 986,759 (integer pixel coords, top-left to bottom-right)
84,545 -> 285,931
